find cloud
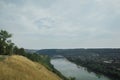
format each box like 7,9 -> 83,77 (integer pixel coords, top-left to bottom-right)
0,0 -> 120,49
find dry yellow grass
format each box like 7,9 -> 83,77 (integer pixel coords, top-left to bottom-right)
0,55 -> 62,80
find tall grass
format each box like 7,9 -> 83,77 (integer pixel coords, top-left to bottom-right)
0,55 -> 61,80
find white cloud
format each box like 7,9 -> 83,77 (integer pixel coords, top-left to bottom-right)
0,0 -> 120,49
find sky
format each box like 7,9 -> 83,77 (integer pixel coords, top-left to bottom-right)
0,0 -> 120,49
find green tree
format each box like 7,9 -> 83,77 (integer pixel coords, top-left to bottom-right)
13,46 -> 19,54
17,48 -> 25,55
6,40 -> 14,55
0,30 -> 12,55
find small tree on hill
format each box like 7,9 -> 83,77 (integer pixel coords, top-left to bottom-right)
0,30 -> 13,55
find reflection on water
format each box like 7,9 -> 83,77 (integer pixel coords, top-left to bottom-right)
51,58 -> 111,80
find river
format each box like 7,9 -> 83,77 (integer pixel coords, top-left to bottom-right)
51,57 -> 111,80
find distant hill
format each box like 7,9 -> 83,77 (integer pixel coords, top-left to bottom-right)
37,48 -> 120,57
0,55 -> 61,80
25,49 -> 39,53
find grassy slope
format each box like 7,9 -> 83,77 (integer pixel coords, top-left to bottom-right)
0,55 -> 62,80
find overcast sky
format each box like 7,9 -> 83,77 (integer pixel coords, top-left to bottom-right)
0,0 -> 120,49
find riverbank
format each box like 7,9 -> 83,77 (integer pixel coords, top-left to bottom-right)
51,57 -> 111,80
66,57 -> 120,80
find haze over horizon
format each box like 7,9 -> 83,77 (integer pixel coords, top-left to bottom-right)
0,0 -> 120,49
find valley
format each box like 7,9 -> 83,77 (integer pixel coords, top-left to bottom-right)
37,49 -> 120,80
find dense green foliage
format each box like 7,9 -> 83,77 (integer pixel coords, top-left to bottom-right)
0,30 -> 14,55
67,57 -> 120,80
37,49 -> 120,58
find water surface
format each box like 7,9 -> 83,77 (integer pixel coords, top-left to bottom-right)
51,58 -> 111,80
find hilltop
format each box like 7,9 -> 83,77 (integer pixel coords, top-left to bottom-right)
0,55 -> 61,80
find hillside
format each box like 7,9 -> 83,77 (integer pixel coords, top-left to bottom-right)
0,55 -> 62,80
37,49 -> 120,56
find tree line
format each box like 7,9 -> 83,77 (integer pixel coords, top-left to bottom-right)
66,56 -> 120,80
0,30 -> 14,55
